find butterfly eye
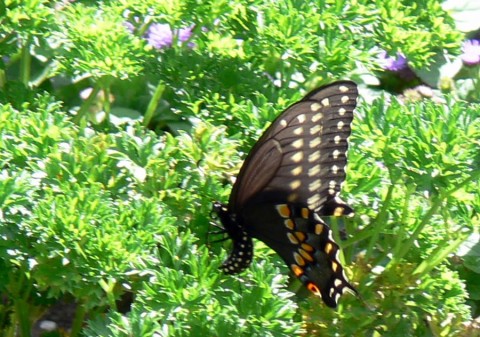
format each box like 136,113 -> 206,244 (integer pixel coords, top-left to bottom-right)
213,80 -> 358,307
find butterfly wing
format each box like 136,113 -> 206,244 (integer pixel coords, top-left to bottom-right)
242,201 -> 356,307
229,80 -> 358,214
218,80 -> 358,307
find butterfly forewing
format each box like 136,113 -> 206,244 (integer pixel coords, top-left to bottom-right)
215,80 -> 358,307
229,81 -> 357,213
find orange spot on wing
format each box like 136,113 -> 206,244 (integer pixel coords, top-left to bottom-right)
301,208 -> 309,219
291,264 -> 304,277
287,233 -> 299,244
276,204 -> 291,218
307,282 -> 321,296
284,219 -> 295,230
299,248 -> 314,262
301,243 -> 314,252
294,252 -> 305,266
294,231 -> 306,242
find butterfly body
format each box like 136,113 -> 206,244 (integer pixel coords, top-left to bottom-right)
213,81 -> 358,307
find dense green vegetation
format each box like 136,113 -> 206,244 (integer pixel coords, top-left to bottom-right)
1,0 -> 479,336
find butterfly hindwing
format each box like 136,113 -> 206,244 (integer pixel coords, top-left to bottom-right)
242,201 -> 356,307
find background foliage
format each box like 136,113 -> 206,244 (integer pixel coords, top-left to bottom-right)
1,0 -> 479,336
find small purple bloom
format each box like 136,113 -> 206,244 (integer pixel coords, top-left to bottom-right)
146,23 -> 194,50
461,39 -> 480,66
379,51 -> 408,72
178,26 -> 193,42
178,26 -> 196,48
378,51 -> 416,81
147,23 -> 174,49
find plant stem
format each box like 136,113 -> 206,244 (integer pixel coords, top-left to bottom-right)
143,81 -> 166,127
366,183 -> 394,257
14,298 -> 31,337
74,85 -> 101,124
70,302 -> 87,337
103,83 -> 111,122
20,37 -> 31,87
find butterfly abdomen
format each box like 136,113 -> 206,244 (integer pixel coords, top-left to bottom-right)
213,202 -> 254,274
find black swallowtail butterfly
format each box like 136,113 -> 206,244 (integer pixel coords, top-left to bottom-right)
213,80 -> 358,307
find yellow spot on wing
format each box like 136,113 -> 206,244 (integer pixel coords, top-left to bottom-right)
287,233 -> 299,244
294,252 -> 305,266
301,243 -> 314,252
309,137 -> 321,148
294,231 -> 306,242
291,264 -> 304,276
307,194 -> 320,206
310,125 -> 322,135
291,152 -> 304,163
296,114 -> 306,123
308,179 -> 322,191
276,204 -> 291,218
289,179 -> 302,190
310,103 -> 321,111
299,248 -> 314,262
293,127 -> 304,135
332,261 -> 339,272
301,208 -> 309,219
311,112 -> 323,122
309,151 -> 321,162
291,139 -> 304,148
333,207 -> 345,216
308,164 -> 321,177
284,219 -> 295,229
291,166 -> 302,176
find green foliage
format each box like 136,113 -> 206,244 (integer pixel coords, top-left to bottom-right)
54,6 -> 147,81
1,0 -> 479,336
0,95 -> 300,336
340,96 -> 477,336
370,0 -> 461,68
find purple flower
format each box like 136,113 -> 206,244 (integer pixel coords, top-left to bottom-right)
461,39 -> 480,66
378,51 -> 416,81
147,23 -> 173,49
146,23 -> 194,49
178,26 -> 193,42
